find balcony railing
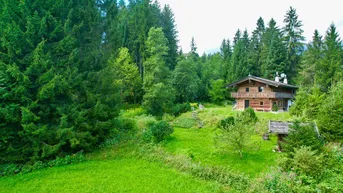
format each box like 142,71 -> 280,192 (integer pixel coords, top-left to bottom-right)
231,92 -> 294,99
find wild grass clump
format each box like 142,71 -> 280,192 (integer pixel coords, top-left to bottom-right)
172,116 -> 197,128
136,144 -> 250,191
120,107 -> 146,118
135,114 -> 157,130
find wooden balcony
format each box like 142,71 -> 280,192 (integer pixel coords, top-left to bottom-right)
231,92 -> 295,99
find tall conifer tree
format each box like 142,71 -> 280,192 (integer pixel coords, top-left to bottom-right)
316,24 -> 343,91
283,6 -> 305,81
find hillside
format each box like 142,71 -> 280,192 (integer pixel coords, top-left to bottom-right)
0,105 -> 292,192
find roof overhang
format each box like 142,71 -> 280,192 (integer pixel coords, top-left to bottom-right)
226,75 -> 298,89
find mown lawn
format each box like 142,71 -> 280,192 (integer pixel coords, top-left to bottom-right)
0,159 -> 223,193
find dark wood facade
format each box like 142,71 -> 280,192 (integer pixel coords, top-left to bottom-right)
227,75 -> 297,111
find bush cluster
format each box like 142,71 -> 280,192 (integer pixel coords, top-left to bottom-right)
251,144 -> 343,192
169,103 -> 192,116
143,121 -> 174,143
0,153 -> 85,177
251,121 -> 343,192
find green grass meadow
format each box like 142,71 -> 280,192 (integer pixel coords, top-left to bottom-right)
0,105 -> 292,192
164,127 -> 279,177
0,159 -> 223,193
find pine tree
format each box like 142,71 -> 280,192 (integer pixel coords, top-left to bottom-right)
229,29 -> 250,82
283,6 -> 305,81
0,0 -> 121,163
143,27 -> 174,116
228,29 -> 242,82
108,48 -> 142,103
127,0 -> 162,79
248,17 -> 265,76
261,19 -> 287,79
220,39 -> 232,81
190,37 -> 199,58
318,81 -> 343,142
297,30 -> 323,88
161,5 -> 178,70
316,24 -> 343,92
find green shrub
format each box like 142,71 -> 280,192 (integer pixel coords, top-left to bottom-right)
241,107 -> 258,123
162,113 -> 175,122
115,117 -> 136,132
282,121 -> 323,155
216,112 -> 258,158
136,114 -> 157,130
318,81 -> 343,142
169,103 -> 191,116
292,146 -> 324,178
0,152 -> 85,177
0,164 -> 21,177
148,121 -> 174,143
252,144 -> 343,192
272,103 -> 279,111
218,116 -> 235,130
120,107 -> 146,118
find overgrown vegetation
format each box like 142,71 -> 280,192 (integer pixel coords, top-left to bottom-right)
216,108 -> 259,158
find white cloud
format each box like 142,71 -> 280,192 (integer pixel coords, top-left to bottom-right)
158,0 -> 343,54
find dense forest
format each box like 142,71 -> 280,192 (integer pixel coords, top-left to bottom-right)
1,0 -> 343,167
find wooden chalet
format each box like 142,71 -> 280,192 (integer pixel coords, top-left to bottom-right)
227,75 -> 298,111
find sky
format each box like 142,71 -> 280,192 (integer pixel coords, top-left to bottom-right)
158,0 -> 343,54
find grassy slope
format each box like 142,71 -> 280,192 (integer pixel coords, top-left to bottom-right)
0,105 -> 292,191
0,159 -> 222,193
164,127 -> 279,177
165,105 -> 292,177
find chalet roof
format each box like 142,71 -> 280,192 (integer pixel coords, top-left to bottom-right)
268,121 -> 292,134
226,75 -> 298,89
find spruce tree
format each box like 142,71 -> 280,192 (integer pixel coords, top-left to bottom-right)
261,19 -> 287,79
143,27 -> 174,116
0,0 -> 121,163
316,24 -> 343,92
297,30 -> 323,88
229,29 -> 250,81
190,37 -> 199,58
248,17 -> 265,76
161,5 -> 179,70
318,81 -> 343,142
283,7 -> 305,81
220,39 -> 232,81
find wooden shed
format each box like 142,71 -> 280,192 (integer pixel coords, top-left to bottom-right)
268,121 -> 320,151
268,121 -> 292,151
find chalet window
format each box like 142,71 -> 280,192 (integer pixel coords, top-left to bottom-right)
258,87 -> 264,92
246,88 -> 249,92
260,101 -> 263,106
